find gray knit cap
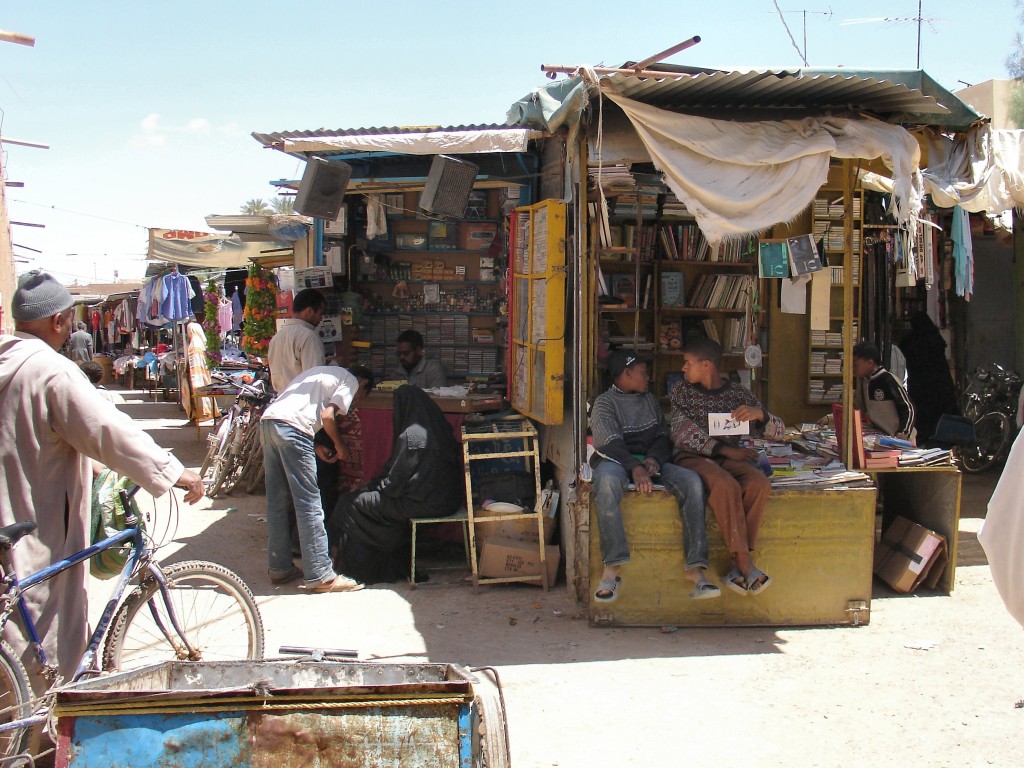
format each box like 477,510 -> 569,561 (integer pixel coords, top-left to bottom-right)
11,270 -> 74,321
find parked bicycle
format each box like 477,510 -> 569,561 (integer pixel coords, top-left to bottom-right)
0,484 -> 265,759
200,371 -> 275,497
955,364 -> 1022,473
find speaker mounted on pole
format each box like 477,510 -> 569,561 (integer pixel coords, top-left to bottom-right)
294,157 -> 353,221
419,155 -> 479,218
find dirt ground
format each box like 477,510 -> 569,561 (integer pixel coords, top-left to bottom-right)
99,388 -> 1024,768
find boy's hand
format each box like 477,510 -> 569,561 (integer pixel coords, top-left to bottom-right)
731,405 -> 765,423
630,465 -> 654,493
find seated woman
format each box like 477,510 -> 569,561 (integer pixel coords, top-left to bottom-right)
328,384 -> 463,584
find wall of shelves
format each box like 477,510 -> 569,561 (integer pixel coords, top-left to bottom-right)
590,174 -> 765,402
807,186 -> 863,404
344,189 -> 510,382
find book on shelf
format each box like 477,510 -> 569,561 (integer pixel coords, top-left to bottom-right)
787,234 -> 824,275
660,271 -> 686,307
641,273 -> 653,309
701,318 -> 721,343
610,274 -> 637,307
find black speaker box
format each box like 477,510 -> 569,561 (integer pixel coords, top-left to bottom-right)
294,158 -> 352,221
419,155 -> 479,217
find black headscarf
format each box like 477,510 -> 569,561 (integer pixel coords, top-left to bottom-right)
389,385 -> 459,460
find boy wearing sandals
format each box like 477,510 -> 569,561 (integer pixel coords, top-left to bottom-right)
668,337 -> 785,596
589,350 -> 715,603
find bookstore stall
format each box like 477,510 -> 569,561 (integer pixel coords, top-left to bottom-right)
505,64 -> 986,626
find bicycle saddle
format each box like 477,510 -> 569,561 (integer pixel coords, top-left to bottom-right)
0,522 -> 37,549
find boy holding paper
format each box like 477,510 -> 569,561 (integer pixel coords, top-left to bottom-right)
668,337 -> 786,596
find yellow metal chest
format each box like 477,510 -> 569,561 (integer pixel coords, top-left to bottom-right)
589,486 -> 877,627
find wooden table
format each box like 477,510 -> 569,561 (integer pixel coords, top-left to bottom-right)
190,388 -> 239,441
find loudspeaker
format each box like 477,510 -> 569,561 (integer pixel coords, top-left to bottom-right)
294,158 -> 352,221
419,155 -> 479,217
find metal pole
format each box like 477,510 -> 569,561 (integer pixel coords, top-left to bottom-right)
632,36 -> 702,72
916,0 -> 922,68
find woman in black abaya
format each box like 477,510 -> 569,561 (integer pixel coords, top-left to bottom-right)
329,385 -> 463,583
899,312 -> 960,445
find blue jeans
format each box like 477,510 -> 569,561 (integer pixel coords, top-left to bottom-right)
261,420 -> 334,585
592,459 -> 708,570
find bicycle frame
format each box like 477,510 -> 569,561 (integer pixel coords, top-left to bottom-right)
0,494 -> 199,735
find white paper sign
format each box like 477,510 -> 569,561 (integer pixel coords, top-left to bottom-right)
708,413 -> 750,436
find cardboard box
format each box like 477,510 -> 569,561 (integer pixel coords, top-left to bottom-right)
459,222 -> 497,251
478,536 -> 559,588
474,508 -> 555,544
873,516 -> 948,593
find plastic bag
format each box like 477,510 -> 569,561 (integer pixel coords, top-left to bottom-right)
89,470 -> 142,579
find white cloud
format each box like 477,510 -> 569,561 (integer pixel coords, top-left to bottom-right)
185,118 -> 210,132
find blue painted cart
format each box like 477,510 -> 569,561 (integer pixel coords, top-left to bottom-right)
53,660 -> 510,767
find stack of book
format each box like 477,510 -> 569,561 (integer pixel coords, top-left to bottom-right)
863,448 -> 901,469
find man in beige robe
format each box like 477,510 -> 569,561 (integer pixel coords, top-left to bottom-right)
0,271 -> 205,698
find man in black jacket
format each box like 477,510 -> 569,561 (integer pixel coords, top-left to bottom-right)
853,341 -> 916,440
589,350 -> 713,603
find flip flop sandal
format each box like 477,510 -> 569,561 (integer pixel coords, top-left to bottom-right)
300,574 -> 365,593
270,566 -> 302,585
724,569 -> 748,597
745,567 -> 773,596
688,577 -> 722,600
594,576 -> 622,603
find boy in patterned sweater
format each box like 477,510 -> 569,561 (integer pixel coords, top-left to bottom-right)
668,337 -> 785,596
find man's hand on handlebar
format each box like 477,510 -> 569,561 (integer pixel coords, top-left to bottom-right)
175,469 -> 205,503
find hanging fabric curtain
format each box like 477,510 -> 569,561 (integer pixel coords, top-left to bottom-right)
601,91 -> 924,245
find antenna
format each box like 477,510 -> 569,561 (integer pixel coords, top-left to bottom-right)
842,1 -> 946,68
771,3 -> 834,66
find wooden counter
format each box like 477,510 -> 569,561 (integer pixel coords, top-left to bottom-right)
362,390 -> 504,414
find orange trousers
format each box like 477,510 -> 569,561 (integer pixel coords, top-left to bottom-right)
674,455 -> 771,553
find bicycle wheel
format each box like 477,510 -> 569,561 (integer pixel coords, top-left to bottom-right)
102,560 -> 265,672
221,419 -> 261,496
206,416 -> 246,497
960,411 -> 1011,473
0,639 -> 32,760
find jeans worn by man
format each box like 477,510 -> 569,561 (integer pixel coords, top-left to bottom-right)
260,365 -> 372,592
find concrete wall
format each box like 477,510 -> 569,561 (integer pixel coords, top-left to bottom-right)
955,80 -> 1021,129
961,234 -> 1018,375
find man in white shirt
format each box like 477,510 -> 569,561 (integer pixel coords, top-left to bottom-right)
260,364 -> 373,592
268,289 -> 326,391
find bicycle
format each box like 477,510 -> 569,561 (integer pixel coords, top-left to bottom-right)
0,484 -> 265,759
201,374 -> 275,497
955,364 -> 1022,473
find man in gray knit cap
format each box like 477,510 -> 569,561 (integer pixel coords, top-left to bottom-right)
589,350 -> 714,603
0,270 -> 205,708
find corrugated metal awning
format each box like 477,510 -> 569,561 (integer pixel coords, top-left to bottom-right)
252,124 -> 544,157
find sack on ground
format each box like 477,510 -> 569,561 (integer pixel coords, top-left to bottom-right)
90,469 -> 143,579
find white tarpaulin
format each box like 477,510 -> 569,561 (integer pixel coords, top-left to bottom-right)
148,229 -> 281,268
281,128 -> 543,155
920,125 -> 1024,214
601,91 -> 923,244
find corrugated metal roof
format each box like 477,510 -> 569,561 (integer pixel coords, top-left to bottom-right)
602,70 -> 937,112
252,123 -> 514,150
594,67 -> 981,128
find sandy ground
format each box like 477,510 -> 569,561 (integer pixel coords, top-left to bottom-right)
94,388 -> 1024,768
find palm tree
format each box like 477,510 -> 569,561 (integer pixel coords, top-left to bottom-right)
241,198 -> 273,215
269,197 -> 295,215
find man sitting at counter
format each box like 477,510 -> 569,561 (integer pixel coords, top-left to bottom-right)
396,329 -> 447,389
590,350 -> 712,603
852,341 -> 916,442
668,337 -> 785,597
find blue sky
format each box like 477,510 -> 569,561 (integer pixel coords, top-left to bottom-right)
1,0 -> 1018,284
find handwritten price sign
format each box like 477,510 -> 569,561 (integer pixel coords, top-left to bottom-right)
708,413 -> 750,436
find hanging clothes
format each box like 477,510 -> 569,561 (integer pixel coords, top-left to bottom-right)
230,288 -> 243,332
950,206 -> 974,298
181,322 -> 215,422
217,297 -> 233,336
187,275 -> 205,319
160,271 -> 194,322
